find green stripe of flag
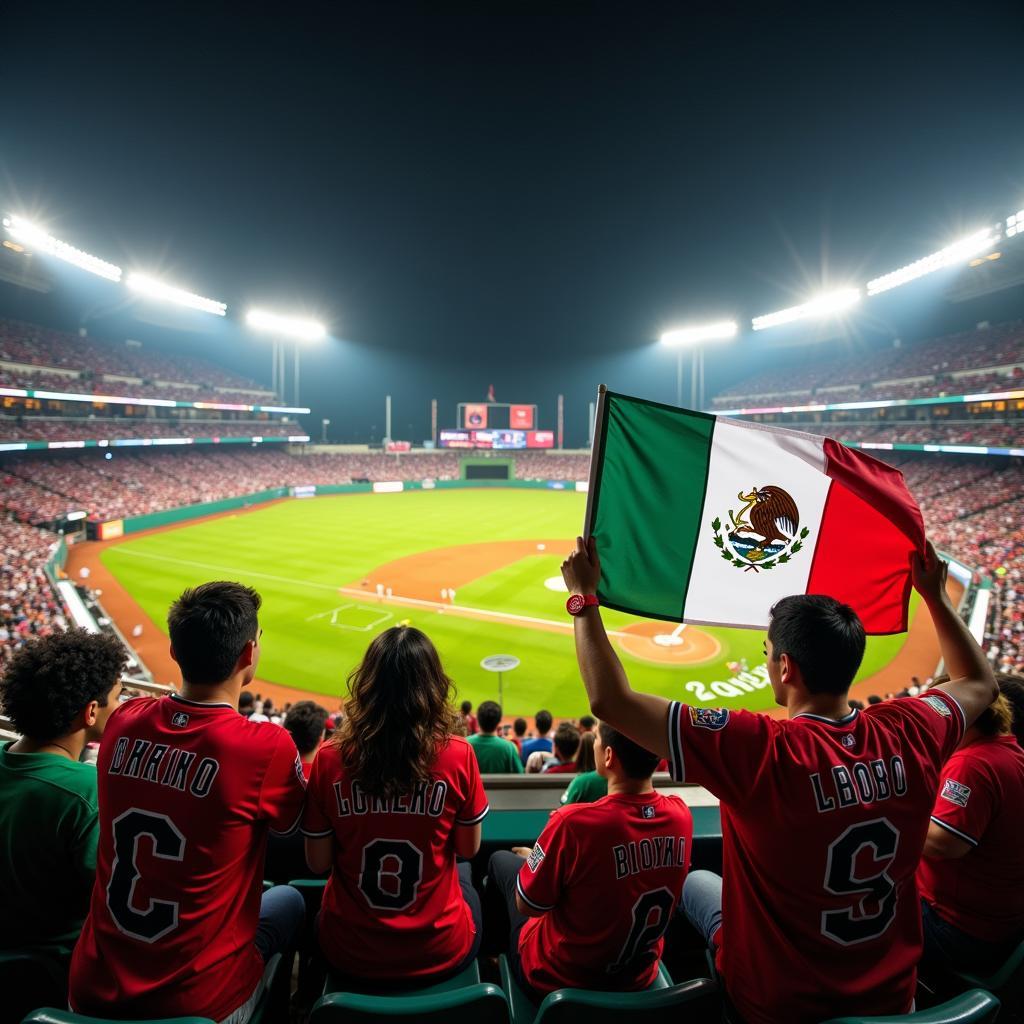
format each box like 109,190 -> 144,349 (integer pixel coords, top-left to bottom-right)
587,392 -> 716,621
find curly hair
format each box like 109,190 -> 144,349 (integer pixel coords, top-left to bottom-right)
0,629 -> 127,740
334,626 -> 460,800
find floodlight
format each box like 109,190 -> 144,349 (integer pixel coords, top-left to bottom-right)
660,321 -> 738,347
866,229 -> 999,296
246,309 -> 326,340
2,214 -> 122,282
751,288 -> 860,332
127,272 -> 227,316
1007,211 -> 1024,239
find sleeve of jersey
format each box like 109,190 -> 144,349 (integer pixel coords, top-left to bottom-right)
900,690 -> 967,765
666,701 -> 774,804
260,732 -> 307,837
516,812 -> 572,912
929,750 -> 995,849
301,749 -> 334,838
456,743 -> 490,825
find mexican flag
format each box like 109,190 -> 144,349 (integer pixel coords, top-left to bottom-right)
584,389 -> 925,634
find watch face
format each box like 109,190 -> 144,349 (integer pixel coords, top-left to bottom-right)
567,594 -> 586,615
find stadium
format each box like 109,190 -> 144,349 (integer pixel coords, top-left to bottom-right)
1,5 -> 1023,1024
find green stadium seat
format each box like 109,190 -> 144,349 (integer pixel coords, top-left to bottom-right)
498,955 -> 719,1024
324,958 -> 481,997
950,937 -> 1024,1013
818,987 -> 1001,1024
309,982 -> 510,1023
1,948 -> 69,1023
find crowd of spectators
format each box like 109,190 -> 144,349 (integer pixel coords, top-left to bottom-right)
0,417 -> 301,443
0,318 -> 275,404
0,516 -> 66,674
712,320 -> 1024,407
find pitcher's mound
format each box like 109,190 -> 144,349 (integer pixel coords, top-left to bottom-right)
617,621 -> 722,666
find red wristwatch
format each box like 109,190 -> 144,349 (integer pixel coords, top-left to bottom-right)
566,594 -> 599,616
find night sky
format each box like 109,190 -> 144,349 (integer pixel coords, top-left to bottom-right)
2,1 -> 1023,443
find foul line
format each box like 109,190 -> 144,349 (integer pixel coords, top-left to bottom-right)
111,547 -> 630,638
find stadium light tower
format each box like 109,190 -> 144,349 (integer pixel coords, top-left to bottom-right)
245,309 -> 327,406
127,272 -> 227,316
660,320 -> 738,409
751,288 -> 861,332
2,214 -> 122,281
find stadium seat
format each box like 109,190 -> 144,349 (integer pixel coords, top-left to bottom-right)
324,958 -> 481,997
1,948 -> 69,1023
498,955 -> 720,1024
950,937 -> 1024,1012
309,982 -> 511,1023
818,987 -> 1000,1024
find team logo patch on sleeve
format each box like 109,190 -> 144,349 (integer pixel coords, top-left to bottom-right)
689,707 -> 730,731
922,695 -> 951,718
527,842 -> 545,872
941,778 -> 971,808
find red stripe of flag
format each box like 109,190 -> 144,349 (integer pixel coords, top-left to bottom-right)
806,440 -> 926,634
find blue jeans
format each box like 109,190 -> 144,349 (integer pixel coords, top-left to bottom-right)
920,898 -> 1016,977
680,869 -> 723,949
255,884 -> 306,962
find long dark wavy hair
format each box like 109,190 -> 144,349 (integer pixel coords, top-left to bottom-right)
334,626 -> 461,799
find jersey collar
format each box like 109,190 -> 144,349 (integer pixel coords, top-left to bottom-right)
169,693 -> 236,710
792,708 -> 860,727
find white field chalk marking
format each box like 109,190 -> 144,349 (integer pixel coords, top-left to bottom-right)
114,547 -> 632,638
653,622 -> 687,647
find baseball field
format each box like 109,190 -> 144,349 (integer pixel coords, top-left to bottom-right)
90,490 -> 931,716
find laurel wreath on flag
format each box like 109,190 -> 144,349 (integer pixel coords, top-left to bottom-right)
711,518 -> 810,571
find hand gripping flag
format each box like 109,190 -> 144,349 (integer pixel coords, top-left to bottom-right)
583,388 -> 925,634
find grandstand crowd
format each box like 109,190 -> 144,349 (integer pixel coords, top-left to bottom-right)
713,320 -> 1024,406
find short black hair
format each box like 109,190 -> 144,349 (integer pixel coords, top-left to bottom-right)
598,722 -> 660,780
0,630 -> 126,740
767,595 -> 866,696
553,721 -> 581,760
238,691 -> 255,711
579,715 -> 596,731
460,700 -> 473,715
477,700 -> 502,732
535,709 -> 552,734
867,694 -> 883,705
284,701 -> 329,756
168,581 -> 261,685
513,717 -> 527,737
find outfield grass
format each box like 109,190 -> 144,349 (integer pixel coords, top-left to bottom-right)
101,491 -> 915,716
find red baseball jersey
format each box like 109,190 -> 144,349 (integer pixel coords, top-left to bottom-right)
667,692 -> 965,1024
69,694 -> 306,1022
516,791 -> 693,994
917,733 -> 1024,942
302,735 -> 488,978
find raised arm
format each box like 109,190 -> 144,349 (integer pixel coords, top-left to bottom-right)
562,537 -> 671,757
913,540 -> 997,728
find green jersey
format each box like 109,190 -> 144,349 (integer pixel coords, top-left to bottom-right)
468,733 -> 524,773
560,769 -> 608,805
0,742 -> 99,952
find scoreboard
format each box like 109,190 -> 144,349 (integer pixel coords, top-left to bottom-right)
439,429 -> 554,450
444,401 -> 551,449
